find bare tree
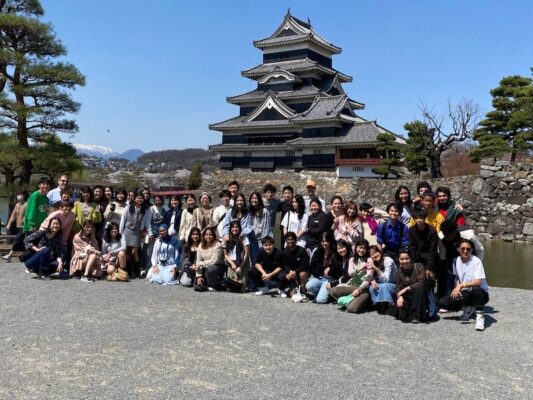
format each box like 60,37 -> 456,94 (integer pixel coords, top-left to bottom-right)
418,98 -> 482,178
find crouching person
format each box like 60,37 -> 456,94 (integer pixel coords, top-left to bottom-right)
147,224 -> 180,285
438,238 -> 489,331
102,222 -> 128,281
23,217 -> 65,279
278,232 -> 310,299
249,236 -> 283,296
192,227 -> 225,291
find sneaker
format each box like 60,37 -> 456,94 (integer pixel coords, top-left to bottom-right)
460,306 -> 475,321
438,308 -> 449,314
37,274 -> 52,281
80,275 -> 95,283
2,255 -> 11,263
207,287 -> 215,292
254,286 -> 269,296
140,269 -> 147,278
25,268 -> 37,275
475,313 -> 485,331
278,289 -> 288,298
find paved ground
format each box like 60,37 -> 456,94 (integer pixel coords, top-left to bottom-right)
0,262 -> 532,400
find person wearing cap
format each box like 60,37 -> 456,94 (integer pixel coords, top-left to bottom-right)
303,179 -> 325,215
437,219 -> 484,298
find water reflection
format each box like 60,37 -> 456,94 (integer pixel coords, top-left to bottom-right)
482,241 -> 533,290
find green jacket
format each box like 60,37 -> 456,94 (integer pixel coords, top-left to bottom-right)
23,191 -> 50,232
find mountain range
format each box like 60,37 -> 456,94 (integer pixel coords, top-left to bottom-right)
72,144 -> 144,161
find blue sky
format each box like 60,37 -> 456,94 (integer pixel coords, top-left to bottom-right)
42,0 -> 533,153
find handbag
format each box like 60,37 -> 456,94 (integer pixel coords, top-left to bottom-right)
107,268 -> 129,282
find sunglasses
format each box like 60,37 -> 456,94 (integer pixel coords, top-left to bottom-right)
459,247 -> 472,252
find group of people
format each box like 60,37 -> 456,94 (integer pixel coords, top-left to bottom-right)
2,175 -> 490,331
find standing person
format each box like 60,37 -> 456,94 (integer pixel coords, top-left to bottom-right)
280,194 -> 308,248
101,222 -> 128,280
104,188 -> 128,227
23,177 -> 51,234
438,239 -> 489,331
409,192 -> 444,233
437,220 -> 484,299
144,194 -> 166,276
72,186 -> 101,233
377,203 -> 409,258
325,196 -> 344,231
92,185 -> 106,243
394,185 -> 414,225
249,236 -> 284,296
147,224 -> 180,285
358,202 -> 379,246
193,192 -> 214,231
303,180 -> 326,214
212,190 -> 231,239
277,185 -> 294,247
221,193 -> 252,243
119,192 -> 151,278
306,198 -> 328,255
394,249 -> 435,323
367,245 -> 397,314
227,180 -> 240,206
408,208 -> 439,271
436,186 -> 466,226
103,186 -> 114,205
179,194 -> 197,245
248,191 -> 271,256
191,227 -> 225,291
163,195 -> 183,237
23,217 -> 64,279
47,175 -> 69,209
2,191 -> 28,263
305,231 -> 341,304
222,221 -> 250,293
412,181 -> 432,210
329,239 -> 373,314
141,187 -> 152,205
334,200 -> 363,250
179,227 -> 201,287
278,232 -> 310,298
70,221 -> 102,282
262,184 -> 280,237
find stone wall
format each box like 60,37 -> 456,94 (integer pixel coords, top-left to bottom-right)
200,160 -> 533,243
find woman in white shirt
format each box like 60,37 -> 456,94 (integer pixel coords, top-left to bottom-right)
438,238 -> 489,331
280,194 -> 308,248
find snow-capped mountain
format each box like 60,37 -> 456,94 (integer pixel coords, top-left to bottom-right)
73,144 -> 119,159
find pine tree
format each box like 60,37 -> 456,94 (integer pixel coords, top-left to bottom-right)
187,162 -> 203,190
372,133 -> 402,179
0,0 -> 85,184
470,72 -> 533,162
403,120 -> 430,176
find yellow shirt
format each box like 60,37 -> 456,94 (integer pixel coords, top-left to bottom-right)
409,209 -> 444,233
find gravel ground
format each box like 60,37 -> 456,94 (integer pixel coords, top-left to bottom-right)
0,261 -> 531,400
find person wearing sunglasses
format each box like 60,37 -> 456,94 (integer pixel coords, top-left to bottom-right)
438,238 -> 489,331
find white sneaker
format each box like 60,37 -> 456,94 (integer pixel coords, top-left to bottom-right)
278,289 -> 288,298
475,313 -> 485,331
2,255 -> 11,263
254,286 -> 269,296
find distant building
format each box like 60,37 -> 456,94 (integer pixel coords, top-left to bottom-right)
209,11 -> 404,178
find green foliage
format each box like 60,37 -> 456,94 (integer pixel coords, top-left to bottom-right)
187,162 -> 203,190
403,120 -> 430,176
0,0 -> 85,184
471,72 -> 533,162
372,133 -> 402,178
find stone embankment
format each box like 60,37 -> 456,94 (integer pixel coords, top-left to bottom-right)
201,160 -> 533,242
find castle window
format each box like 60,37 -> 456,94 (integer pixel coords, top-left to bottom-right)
313,149 -> 322,155
352,166 -> 364,172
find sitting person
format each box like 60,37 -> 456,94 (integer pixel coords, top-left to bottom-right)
23,217 -> 65,279
222,221 -> 250,293
101,222 -> 127,280
377,202 -> 409,258
408,208 -> 439,271
278,232 -> 310,299
179,227 -> 201,287
192,227 -> 224,291
367,245 -> 397,313
305,231 -> 342,304
329,239 -> 372,314
394,249 -> 435,323
147,224 -> 180,285
249,236 -> 284,296
70,221 -> 102,282
438,239 -> 489,331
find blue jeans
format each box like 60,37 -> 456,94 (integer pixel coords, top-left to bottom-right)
306,277 -> 332,304
369,282 -> 396,304
149,264 -> 178,285
25,248 -> 58,274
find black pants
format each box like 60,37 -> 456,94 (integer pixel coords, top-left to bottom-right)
205,263 -> 226,289
436,260 -> 451,298
396,285 -> 430,322
248,266 -> 280,290
439,286 -> 489,311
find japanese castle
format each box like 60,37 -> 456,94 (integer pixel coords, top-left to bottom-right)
209,11 -> 404,178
